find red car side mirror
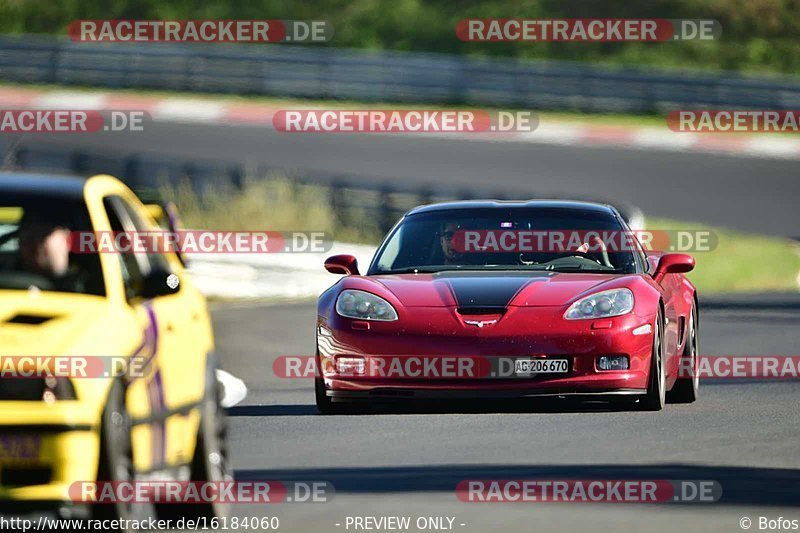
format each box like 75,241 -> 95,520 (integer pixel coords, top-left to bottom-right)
324,254 -> 360,276
655,253 -> 695,275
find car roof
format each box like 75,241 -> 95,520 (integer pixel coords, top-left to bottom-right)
406,199 -> 617,216
0,172 -> 87,200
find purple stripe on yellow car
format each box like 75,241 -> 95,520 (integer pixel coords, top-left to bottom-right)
153,370 -> 167,465
143,303 -> 167,467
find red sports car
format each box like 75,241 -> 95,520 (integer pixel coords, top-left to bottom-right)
316,200 -> 698,413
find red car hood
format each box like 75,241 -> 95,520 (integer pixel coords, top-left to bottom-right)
368,271 -> 623,308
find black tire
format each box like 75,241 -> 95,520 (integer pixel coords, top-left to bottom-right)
159,363 -> 232,521
315,376 -> 364,414
315,377 -> 341,414
638,309 -> 666,411
93,381 -> 153,531
667,307 -> 699,403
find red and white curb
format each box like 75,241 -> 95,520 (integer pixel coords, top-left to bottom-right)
2,87 -> 800,159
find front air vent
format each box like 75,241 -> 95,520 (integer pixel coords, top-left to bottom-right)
5,313 -> 58,325
457,307 -> 507,315
0,379 -> 46,401
1,467 -> 52,487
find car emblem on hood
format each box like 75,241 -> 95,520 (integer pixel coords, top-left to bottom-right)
464,319 -> 498,328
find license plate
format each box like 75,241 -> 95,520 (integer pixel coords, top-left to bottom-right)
0,435 -> 41,461
514,359 -> 569,374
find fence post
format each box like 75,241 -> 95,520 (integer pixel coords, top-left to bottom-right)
48,44 -> 60,84
3,141 -> 22,170
123,155 -> 141,187
71,151 -> 88,175
182,163 -> 198,199
379,185 -> 394,233
418,187 -> 433,207
330,178 -> 347,228
493,190 -> 509,201
229,166 -> 244,190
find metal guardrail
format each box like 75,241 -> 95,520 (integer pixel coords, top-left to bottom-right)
1,35 -> 800,113
0,141 -> 642,233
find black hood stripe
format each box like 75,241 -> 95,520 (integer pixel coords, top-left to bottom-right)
435,273 -> 546,308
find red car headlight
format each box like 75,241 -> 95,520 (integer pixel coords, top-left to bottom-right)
564,288 -> 634,320
336,289 -> 398,321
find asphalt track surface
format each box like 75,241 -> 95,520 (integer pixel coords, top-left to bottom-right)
213,294 -> 800,533
6,122 -> 799,532
9,122 -> 800,237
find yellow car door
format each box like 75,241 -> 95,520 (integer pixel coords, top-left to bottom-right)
106,194 -> 212,472
99,193 -> 210,476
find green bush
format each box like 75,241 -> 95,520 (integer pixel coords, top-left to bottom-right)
161,175 -> 382,244
2,0 -> 800,74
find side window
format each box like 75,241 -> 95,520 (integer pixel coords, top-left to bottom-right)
103,196 -> 149,299
375,224 -> 402,272
114,198 -> 170,272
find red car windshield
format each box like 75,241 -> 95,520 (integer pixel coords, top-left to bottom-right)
370,207 -> 644,275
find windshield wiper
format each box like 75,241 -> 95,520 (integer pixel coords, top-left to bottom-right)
380,267 -> 446,274
544,265 -> 618,273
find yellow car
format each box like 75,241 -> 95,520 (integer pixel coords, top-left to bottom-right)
0,172 -> 228,521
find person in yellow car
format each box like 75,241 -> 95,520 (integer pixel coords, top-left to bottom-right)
16,210 -> 80,293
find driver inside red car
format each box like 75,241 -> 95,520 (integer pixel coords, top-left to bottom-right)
439,222 -> 461,264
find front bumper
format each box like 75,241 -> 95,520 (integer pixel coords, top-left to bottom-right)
327,387 -> 645,402
319,307 -> 657,400
0,402 -> 99,504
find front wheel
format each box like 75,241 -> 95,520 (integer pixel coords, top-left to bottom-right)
667,307 -> 699,403
316,377 -> 342,414
93,381 -> 154,531
638,309 -> 666,411
159,363 -> 232,520
315,377 -> 362,415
